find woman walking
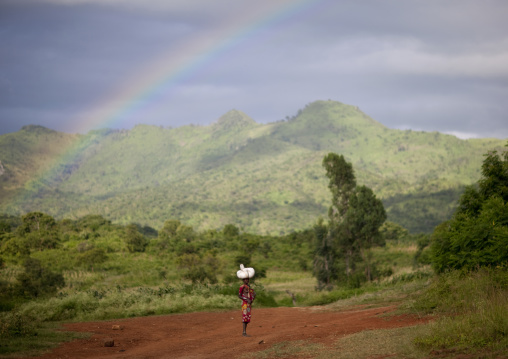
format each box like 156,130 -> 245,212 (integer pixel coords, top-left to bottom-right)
237,264 -> 256,337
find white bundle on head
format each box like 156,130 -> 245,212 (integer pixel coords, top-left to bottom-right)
236,264 -> 255,279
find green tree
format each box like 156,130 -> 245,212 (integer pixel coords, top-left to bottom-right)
322,153 -> 356,220
16,212 -> 60,251
125,223 -> 148,253
431,145 -> 508,272
157,219 -> 194,250
414,234 -> 432,266
177,252 -> 219,284
313,218 -> 337,287
223,224 -> 240,238
321,153 -> 357,279
314,153 -> 387,286
175,224 -> 195,243
0,235 -> 30,258
456,148 -> 508,218
77,214 -> 111,231
478,149 -> 508,201
345,185 -> 386,280
379,221 -> 409,241
159,219 -> 181,239
0,220 -> 11,235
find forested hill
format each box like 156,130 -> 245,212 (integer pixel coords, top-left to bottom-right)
0,100 -> 505,234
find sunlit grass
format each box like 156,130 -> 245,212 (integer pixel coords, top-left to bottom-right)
261,271 -> 316,306
321,325 -> 430,359
252,340 -> 325,359
16,285 -> 240,322
410,268 -> 508,355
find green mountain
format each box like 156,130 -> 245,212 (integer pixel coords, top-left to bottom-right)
0,101 -> 505,234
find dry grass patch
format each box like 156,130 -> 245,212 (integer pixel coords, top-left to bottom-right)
250,325 -> 432,359
262,271 -> 316,305
252,340 -> 325,358
320,325 -> 430,359
325,280 -> 430,312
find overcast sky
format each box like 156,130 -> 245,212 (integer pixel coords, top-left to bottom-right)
1,0 -> 508,139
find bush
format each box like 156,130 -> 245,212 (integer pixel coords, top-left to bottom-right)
75,248 -> 108,270
0,311 -> 39,338
234,253 -> 251,267
254,290 -> 278,307
125,224 -> 149,253
0,280 -> 16,311
431,197 -> 508,272
16,258 -> 65,298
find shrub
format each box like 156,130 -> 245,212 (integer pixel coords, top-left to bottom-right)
125,224 -> 149,253
0,311 -> 39,338
16,258 -> 65,298
234,253 -> 251,267
75,248 -> 108,270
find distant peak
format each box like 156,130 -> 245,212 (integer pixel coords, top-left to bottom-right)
214,110 -> 257,130
21,124 -> 57,134
295,100 -> 385,128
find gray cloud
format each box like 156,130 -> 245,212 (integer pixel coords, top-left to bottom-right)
1,0 -> 507,138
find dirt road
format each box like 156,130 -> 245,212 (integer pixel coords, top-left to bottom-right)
27,305 -> 426,358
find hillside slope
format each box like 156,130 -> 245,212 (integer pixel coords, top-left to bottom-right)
0,101 -> 505,234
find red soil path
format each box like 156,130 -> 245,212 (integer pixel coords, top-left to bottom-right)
26,305 -> 427,359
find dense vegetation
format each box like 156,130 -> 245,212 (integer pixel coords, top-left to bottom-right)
0,151 -> 424,356
0,144 -> 507,357
0,101 -> 507,356
409,143 -> 508,356
430,148 -> 508,272
1,101 -> 505,234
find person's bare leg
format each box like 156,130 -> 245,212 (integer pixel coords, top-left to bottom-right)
242,322 -> 250,337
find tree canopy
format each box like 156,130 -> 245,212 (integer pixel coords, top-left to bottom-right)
431,146 -> 508,273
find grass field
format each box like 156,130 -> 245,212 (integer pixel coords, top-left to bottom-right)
1,235 -> 508,358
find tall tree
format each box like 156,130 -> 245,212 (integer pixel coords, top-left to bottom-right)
322,153 -> 356,220
314,153 -> 387,286
322,153 -> 357,276
344,185 -> 386,280
313,218 -> 336,287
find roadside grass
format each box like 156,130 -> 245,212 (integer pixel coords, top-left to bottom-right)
325,277 -> 432,312
15,284 -> 245,322
251,340 -> 325,359
263,266 -> 433,309
262,270 -> 315,305
0,321 -> 89,358
316,325 -> 430,359
408,267 -> 508,357
253,268 -> 508,359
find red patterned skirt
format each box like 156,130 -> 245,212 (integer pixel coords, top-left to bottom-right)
241,301 -> 252,323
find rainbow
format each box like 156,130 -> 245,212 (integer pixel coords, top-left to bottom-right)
74,0 -> 323,134
12,0 -> 323,209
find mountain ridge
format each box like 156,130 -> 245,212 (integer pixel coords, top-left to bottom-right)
0,100 -> 505,234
